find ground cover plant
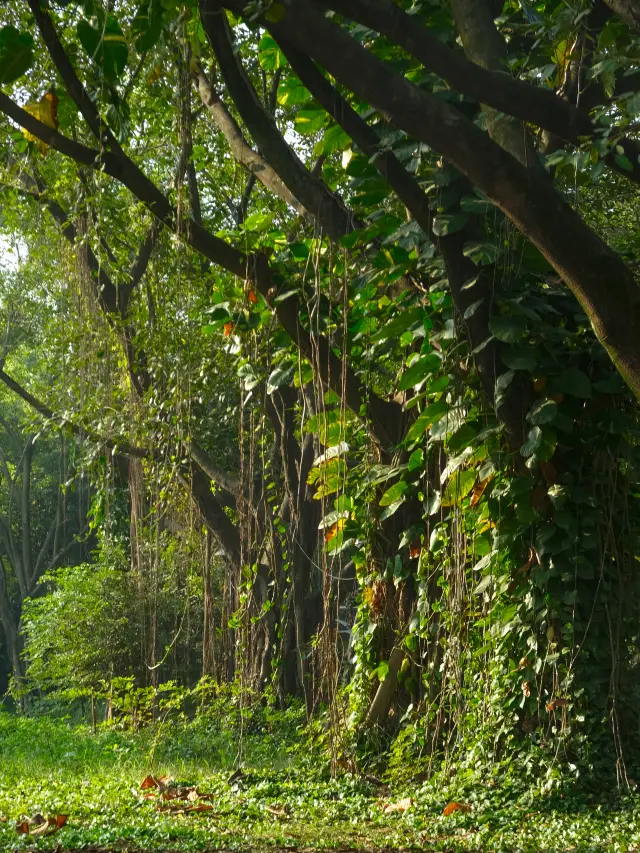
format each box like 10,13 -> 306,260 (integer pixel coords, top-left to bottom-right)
1,707 -> 640,853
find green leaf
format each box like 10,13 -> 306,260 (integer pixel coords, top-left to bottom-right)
405,400 -> 449,444
501,345 -> 538,371
555,367 -> 592,399
77,15 -> 128,81
520,426 -> 543,458
615,153 -> 633,172
529,398 -> 558,425
294,107 -> 327,135
0,26 -> 34,83
460,195 -> 493,215
430,408 -> 466,440
379,480 -> 408,507
463,241 -> 498,265
407,448 -> 424,472
441,468 -> 476,506
474,574 -> 494,595
277,73 -> 310,106
372,306 -> 424,342
132,2 -> 164,53
267,363 -> 294,393
432,212 -> 468,236
447,423 -> 476,453
380,498 -> 405,520
489,315 -> 527,343
243,211 -> 274,231
398,353 -> 441,390
316,123 -> 350,155
258,33 -> 284,70
424,490 -> 441,515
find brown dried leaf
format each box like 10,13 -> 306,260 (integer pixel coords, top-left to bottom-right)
470,477 -> 491,508
546,697 -> 569,712
15,814 -> 68,836
185,803 -> 214,814
443,802 -> 472,816
382,797 -> 413,814
266,804 -> 290,817
140,775 -> 160,790
517,547 -> 537,575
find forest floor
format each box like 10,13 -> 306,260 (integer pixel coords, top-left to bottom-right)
0,709 -> 639,853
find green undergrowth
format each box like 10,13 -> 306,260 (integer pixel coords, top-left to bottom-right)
0,710 -> 639,852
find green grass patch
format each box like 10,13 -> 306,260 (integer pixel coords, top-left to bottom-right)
1,711 -> 640,852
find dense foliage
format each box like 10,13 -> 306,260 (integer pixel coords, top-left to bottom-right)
1,0 -> 640,824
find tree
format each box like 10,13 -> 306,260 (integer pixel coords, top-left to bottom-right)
1,0 -> 640,770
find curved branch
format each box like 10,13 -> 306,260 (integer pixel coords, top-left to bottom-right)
199,2 -> 358,241
278,42 -> 432,236
195,63 -> 310,219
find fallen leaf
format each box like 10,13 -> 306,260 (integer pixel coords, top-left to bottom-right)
141,775 -> 161,790
382,797 -> 413,814
266,803 -> 290,817
15,814 -> 67,836
443,802 -> 471,816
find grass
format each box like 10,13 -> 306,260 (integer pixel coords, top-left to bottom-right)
0,709 -> 640,852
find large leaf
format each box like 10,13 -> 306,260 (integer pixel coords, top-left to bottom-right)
432,213 -> 467,236
77,15 -> 128,81
441,468 -> 476,506
0,26 -> 34,83
398,353 -> 441,390
372,306 -> 424,342
379,480 -> 408,507
258,32 -> 284,70
132,1 -> 164,53
554,367 -> 592,399
501,345 -> 539,371
489,315 -> 527,343
405,400 -> 449,444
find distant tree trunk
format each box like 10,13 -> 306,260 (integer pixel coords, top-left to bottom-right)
202,531 -> 216,678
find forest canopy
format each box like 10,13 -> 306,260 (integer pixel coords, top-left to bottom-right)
1,0 -> 640,797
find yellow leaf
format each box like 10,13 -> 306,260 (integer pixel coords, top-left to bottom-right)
22,90 -> 58,155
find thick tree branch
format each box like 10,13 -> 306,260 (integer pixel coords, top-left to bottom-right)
317,0 -> 640,184
199,2 -> 358,241
225,0 -> 640,403
27,0 -> 121,151
187,466 -> 242,567
191,440 -> 242,497
195,63 -> 310,219
0,368 -> 150,459
278,42 -> 432,236
602,0 -> 640,30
